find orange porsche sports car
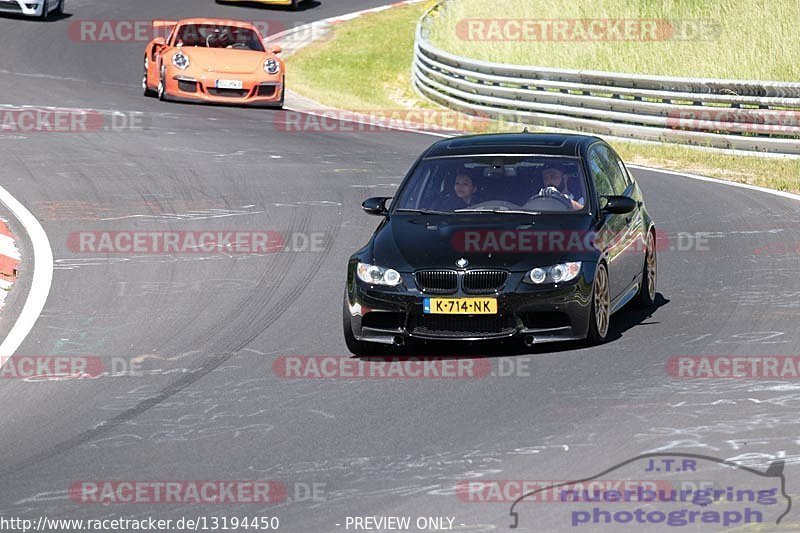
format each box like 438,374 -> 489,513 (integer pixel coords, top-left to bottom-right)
143,19 -> 285,108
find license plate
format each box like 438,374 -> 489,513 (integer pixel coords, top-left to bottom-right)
423,298 -> 497,315
216,79 -> 243,89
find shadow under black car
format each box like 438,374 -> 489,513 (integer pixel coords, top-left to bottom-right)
355,292 -> 669,360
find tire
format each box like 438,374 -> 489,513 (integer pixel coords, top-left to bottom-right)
38,0 -> 49,20
53,0 -> 63,15
142,57 -> 155,97
291,0 -> 299,10
586,262 -> 611,345
275,77 -> 285,109
635,230 -> 657,308
157,68 -> 166,101
342,293 -> 384,356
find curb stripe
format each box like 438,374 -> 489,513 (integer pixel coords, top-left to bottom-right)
0,220 -> 19,283
0,219 -> 18,309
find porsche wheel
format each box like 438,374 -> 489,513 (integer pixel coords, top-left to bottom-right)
38,0 -> 49,20
157,69 -> 166,101
53,0 -> 63,16
142,58 -> 155,97
291,0 -> 299,10
276,78 -> 285,109
586,262 -> 610,345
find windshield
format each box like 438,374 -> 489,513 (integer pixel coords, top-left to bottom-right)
392,155 -> 589,214
174,24 -> 265,52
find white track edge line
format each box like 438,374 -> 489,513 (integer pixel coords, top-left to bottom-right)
627,164 -> 800,203
0,185 -> 53,365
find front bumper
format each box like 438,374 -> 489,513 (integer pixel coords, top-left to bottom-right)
345,268 -> 595,345
0,0 -> 44,16
163,71 -> 284,107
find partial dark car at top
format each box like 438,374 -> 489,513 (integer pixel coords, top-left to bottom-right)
343,133 -> 657,355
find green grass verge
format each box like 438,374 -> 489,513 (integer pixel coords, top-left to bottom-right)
428,0 -> 800,81
287,2 -> 435,110
287,1 -> 800,193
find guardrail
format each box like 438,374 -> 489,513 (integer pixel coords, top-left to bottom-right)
412,0 -> 800,154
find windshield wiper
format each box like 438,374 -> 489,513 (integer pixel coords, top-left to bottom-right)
454,208 -> 541,215
394,208 -> 452,215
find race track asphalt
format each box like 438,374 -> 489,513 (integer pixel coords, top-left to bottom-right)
0,1 -> 799,531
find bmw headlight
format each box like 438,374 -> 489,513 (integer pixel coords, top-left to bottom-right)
356,263 -> 402,286
172,51 -> 190,70
264,58 -> 280,74
525,262 -> 582,284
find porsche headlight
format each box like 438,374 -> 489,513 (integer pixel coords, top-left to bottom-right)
264,58 -> 281,74
172,51 -> 190,70
525,262 -> 582,284
356,263 -> 402,286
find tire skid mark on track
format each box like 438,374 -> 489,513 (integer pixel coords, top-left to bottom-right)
0,197 -> 343,478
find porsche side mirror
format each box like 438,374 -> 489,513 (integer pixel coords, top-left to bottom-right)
362,197 -> 390,216
601,195 -> 636,214
270,45 -> 283,55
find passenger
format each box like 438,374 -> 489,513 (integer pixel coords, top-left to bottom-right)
434,173 -> 479,210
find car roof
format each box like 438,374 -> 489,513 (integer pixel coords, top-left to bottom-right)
422,133 -> 603,159
176,18 -> 259,30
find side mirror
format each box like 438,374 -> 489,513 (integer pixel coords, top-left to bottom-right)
270,45 -> 283,55
362,197 -> 390,216
601,195 -> 636,214
151,37 -> 167,48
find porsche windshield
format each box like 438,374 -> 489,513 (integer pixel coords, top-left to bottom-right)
174,24 -> 265,52
393,156 -> 589,214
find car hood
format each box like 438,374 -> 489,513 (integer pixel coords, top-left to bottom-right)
176,47 -> 269,74
370,213 -> 600,271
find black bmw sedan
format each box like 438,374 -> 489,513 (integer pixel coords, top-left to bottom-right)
343,133 -> 657,354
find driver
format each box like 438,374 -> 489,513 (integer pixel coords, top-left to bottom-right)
214,26 -> 235,48
536,166 -> 584,210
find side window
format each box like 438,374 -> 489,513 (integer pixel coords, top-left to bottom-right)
588,150 -> 614,201
596,145 -> 630,196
